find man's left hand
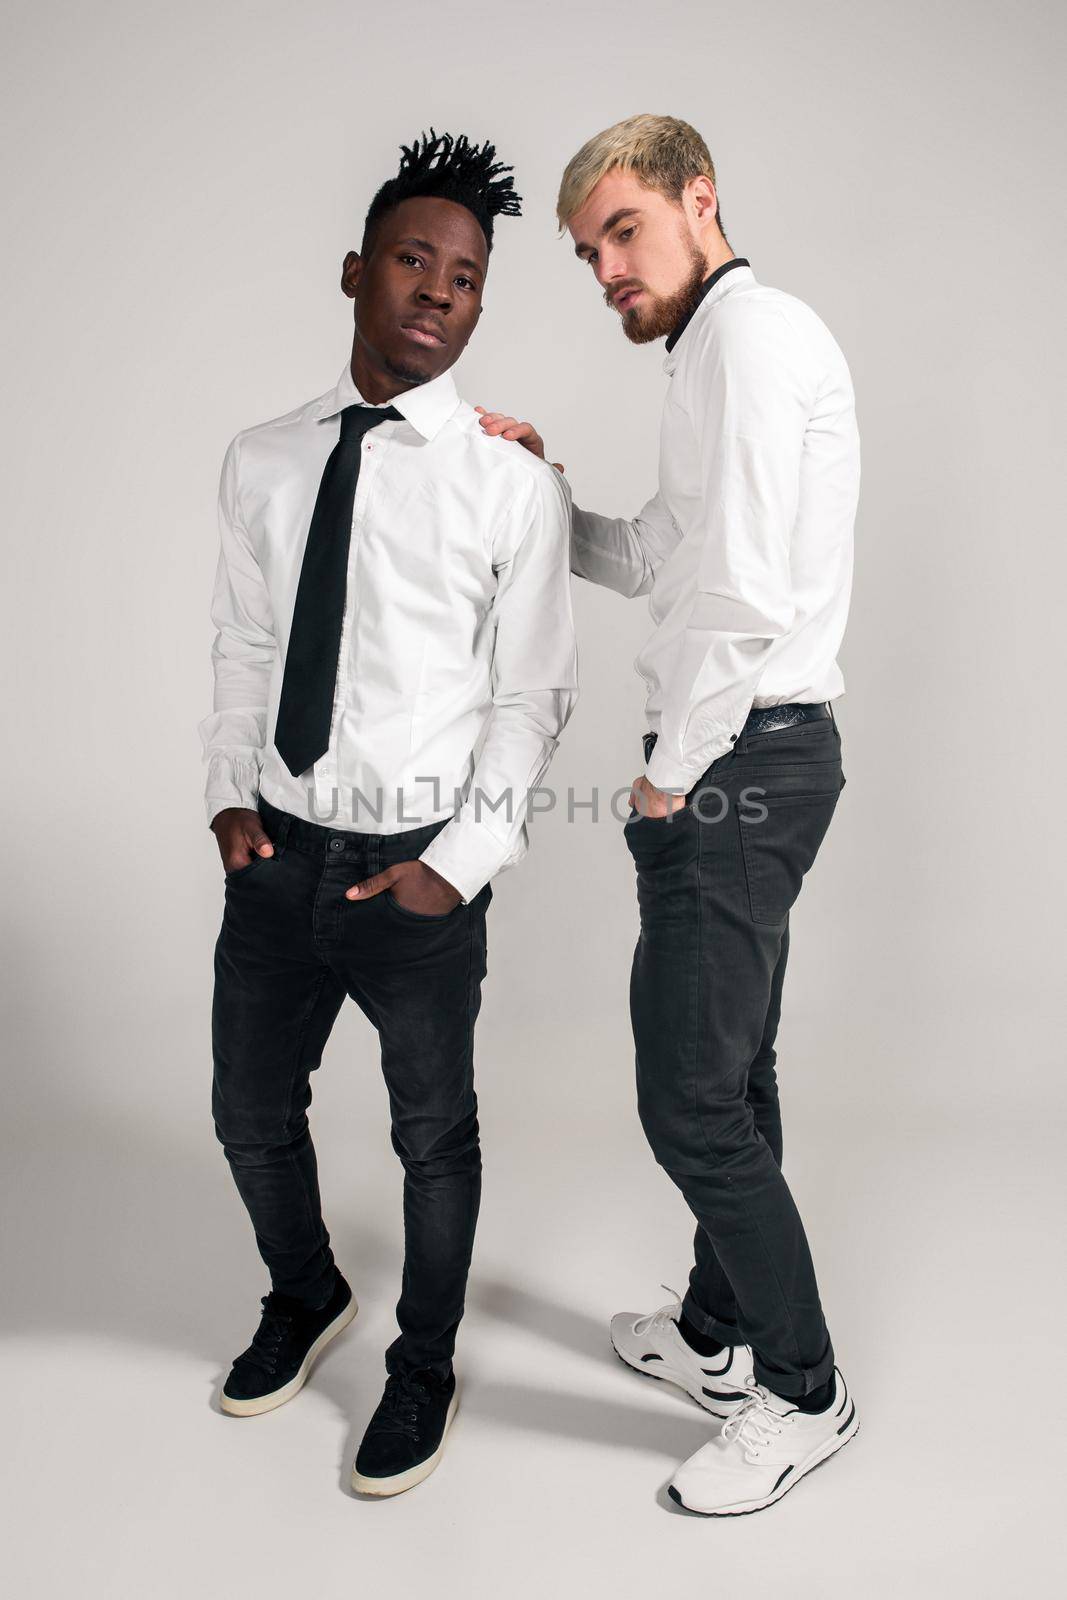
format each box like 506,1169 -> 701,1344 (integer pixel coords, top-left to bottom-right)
629,774 -> 688,819
346,859 -> 462,914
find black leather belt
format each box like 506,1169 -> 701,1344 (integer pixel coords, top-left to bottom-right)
643,702 -> 831,766
745,701 -> 831,734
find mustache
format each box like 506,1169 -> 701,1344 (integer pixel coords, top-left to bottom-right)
604,282 -> 644,309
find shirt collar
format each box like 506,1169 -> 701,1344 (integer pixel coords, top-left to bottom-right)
663,257 -> 753,363
313,361 -> 461,441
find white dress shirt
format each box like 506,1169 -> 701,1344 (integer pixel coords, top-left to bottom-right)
570,261 -> 860,793
198,362 -> 579,902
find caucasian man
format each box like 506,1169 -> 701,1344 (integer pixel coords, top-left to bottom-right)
479,113 -> 860,1516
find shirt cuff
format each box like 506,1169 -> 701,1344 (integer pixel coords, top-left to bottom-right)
204,754 -> 261,827
645,736 -> 732,796
418,813 -> 521,904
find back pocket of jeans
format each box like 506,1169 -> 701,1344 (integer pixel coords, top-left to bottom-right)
736,786 -> 842,925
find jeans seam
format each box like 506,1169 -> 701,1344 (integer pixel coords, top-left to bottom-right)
693,821 -> 806,1372
683,1296 -> 742,1345
747,1201 -> 806,1372
464,907 -> 476,1067
311,857 -> 335,945
693,821 -> 710,1173
282,967 -> 333,1249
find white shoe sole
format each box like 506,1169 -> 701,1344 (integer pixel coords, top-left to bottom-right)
610,1332 -> 746,1421
668,1399 -> 860,1516
350,1389 -> 459,1498
219,1294 -> 359,1417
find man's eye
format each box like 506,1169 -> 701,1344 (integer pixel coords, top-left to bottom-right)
618,227 -> 636,242
455,276 -> 475,291
400,254 -> 422,268
586,251 -> 598,267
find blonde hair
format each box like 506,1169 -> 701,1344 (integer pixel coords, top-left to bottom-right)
556,114 -> 719,232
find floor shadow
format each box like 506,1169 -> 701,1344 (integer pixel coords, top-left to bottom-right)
327,1377 -> 718,1500
2,1090 -> 722,1493
317,1277 -> 715,1495
463,1380 -> 715,1460
0,1096 -> 395,1363
467,1275 -> 611,1364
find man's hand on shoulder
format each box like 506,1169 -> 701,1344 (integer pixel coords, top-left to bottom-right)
475,406 -> 565,474
211,806 -> 274,873
345,859 -> 462,916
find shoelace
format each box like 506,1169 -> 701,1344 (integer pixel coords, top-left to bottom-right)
234,1297 -> 296,1378
722,1381 -> 795,1458
632,1285 -> 683,1339
374,1373 -> 432,1440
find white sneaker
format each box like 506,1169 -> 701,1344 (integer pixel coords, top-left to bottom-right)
609,1290 -> 754,1419
668,1366 -> 859,1516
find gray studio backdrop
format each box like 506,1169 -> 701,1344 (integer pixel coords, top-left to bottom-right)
2,2 -> 1063,1596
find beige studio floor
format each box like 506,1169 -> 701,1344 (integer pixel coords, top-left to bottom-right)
3,836 -> 1061,1598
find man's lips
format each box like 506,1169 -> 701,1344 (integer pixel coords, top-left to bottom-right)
613,288 -> 644,313
400,320 -> 447,347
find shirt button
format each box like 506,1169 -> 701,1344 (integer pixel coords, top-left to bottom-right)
329,838 -> 344,851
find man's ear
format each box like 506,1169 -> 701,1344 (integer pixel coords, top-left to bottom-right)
686,175 -> 719,229
341,250 -> 363,300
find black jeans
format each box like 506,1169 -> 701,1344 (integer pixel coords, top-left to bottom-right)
211,792 -> 490,1381
625,710 -> 846,1399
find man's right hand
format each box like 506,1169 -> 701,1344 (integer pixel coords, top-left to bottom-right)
474,406 -> 565,473
211,806 -> 274,874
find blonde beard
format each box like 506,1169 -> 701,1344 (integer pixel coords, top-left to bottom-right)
619,243 -> 708,346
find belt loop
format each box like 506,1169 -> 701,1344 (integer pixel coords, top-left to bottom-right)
736,711 -> 751,756
828,700 -> 838,732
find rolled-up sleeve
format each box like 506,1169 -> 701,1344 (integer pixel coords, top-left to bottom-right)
419,465 -> 579,901
197,435 -> 278,826
645,308 -> 815,794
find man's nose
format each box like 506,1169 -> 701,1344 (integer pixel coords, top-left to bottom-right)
417,278 -> 452,309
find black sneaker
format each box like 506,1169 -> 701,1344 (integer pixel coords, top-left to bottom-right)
350,1368 -> 458,1496
220,1270 -> 357,1416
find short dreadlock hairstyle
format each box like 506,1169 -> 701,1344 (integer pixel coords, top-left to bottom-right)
362,129 -> 523,256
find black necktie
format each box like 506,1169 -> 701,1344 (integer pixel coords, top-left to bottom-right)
274,402 -> 403,777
